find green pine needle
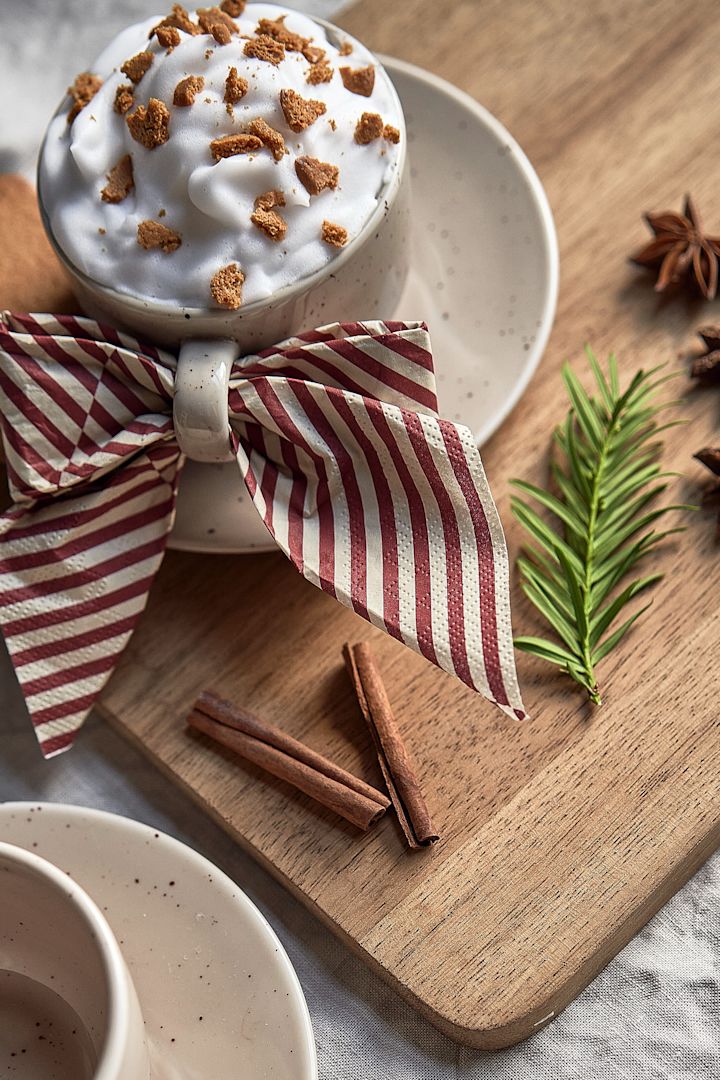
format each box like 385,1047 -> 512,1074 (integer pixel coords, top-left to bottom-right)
511,348 -> 688,705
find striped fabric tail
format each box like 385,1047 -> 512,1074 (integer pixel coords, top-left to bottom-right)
0,443 -> 182,755
0,311 -> 180,755
231,321 -> 526,720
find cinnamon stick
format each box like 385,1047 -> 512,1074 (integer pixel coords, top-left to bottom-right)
343,643 -> 439,848
188,691 -> 389,831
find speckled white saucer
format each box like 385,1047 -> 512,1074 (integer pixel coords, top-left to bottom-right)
0,803 -> 317,1080
168,55 -> 558,554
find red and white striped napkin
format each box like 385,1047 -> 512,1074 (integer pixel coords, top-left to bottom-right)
0,312 -> 526,756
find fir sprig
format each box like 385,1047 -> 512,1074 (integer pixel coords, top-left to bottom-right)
511,349 -> 687,704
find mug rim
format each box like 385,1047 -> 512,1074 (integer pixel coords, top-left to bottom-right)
0,841 -> 136,1079
36,13 -> 407,325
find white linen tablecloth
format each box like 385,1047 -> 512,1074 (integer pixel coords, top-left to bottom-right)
1,3 -> 719,1076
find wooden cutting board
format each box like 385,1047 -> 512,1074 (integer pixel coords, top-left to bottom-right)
4,0 -> 720,1050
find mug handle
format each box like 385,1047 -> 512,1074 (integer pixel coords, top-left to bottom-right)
173,338 -> 240,463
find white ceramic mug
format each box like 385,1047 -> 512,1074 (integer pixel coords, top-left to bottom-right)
0,842 -> 149,1080
37,18 -> 410,466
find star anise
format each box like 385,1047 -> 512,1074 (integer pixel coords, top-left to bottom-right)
631,194 -> 720,300
689,325 -> 720,384
694,447 -> 720,534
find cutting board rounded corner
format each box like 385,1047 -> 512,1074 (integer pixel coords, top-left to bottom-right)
399,992 -> 558,1051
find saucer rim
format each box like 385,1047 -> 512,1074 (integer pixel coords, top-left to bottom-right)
381,54 -> 559,446
0,801 -> 319,1080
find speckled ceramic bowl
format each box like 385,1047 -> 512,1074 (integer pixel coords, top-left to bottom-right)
0,842 -> 149,1080
37,13 -> 410,466
0,804 -> 318,1080
37,15 -> 410,359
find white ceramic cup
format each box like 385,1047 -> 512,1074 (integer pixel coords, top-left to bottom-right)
0,842 -> 149,1080
37,18 -> 410,465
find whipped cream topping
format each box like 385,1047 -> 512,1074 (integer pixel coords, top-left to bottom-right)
39,4 -> 404,309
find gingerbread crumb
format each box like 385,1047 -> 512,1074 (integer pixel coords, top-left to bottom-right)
302,44 -> 325,64
339,64 -> 375,97
224,67 -> 248,105
100,154 -> 134,203
210,263 -> 244,308
255,189 -> 285,211
210,132 -> 263,160
173,75 -> 205,106
221,0 -> 245,14
126,98 -> 170,149
354,111 -> 383,145
113,84 -> 134,115
306,60 -> 333,85
98,227 -> 106,235
279,88 -> 326,132
251,206 -> 287,242
295,156 -> 339,196
257,15 -> 308,52
67,72 -> 103,123
248,118 -> 286,161
198,5 -> 238,33
321,220 -> 348,247
137,220 -> 182,253
244,35 -> 285,65
383,123 -> 400,144
158,208 -> 167,217
328,117 -> 337,131
214,22 -> 232,44
151,4 -> 199,37
121,51 -> 154,85
338,41 -> 353,56
154,25 -> 181,50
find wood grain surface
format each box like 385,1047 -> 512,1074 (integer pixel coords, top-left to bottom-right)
3,0 -> 720,1049
0,176 -> 75,313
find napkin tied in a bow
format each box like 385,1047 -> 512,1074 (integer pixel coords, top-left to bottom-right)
0,312 -> 525,756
